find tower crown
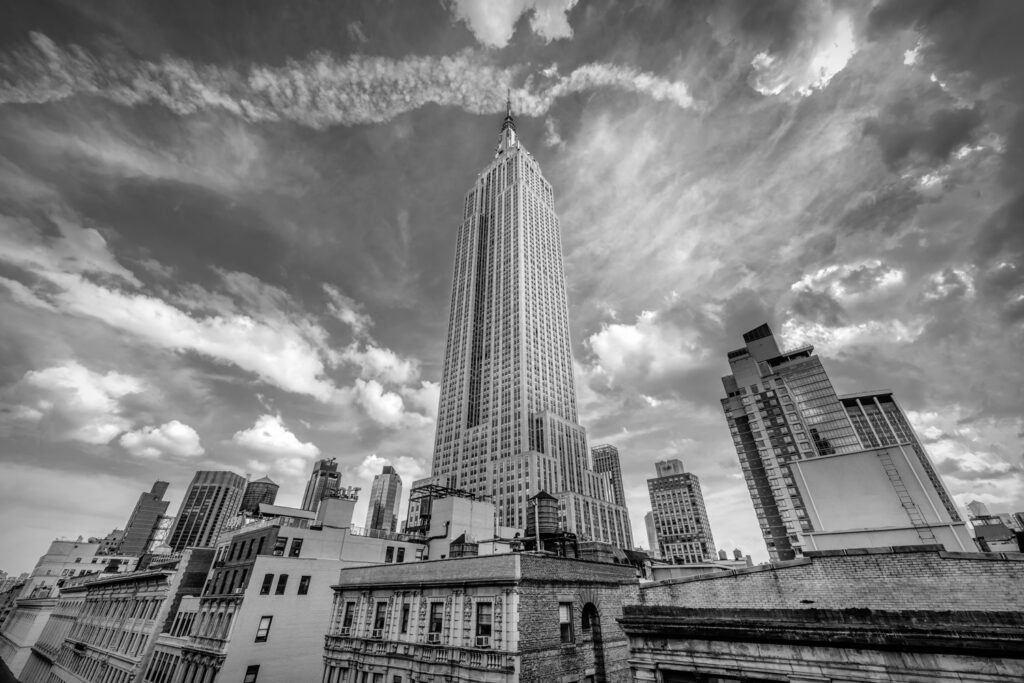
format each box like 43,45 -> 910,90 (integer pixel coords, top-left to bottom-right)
496,89 -> 518,155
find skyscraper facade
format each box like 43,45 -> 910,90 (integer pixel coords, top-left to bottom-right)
366,466 -> 403,532
591,444 -> 627,507
166,471 -> 245,551
301,458 -> 341,512
240,475 -> 279,515
117,481 -> 170,556
644,510 -> 659,558
427,102 -> 631,547
721,323 -> 966,561
647,459 -> 716,563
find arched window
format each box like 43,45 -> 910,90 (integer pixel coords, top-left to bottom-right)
581,603 -> 598,635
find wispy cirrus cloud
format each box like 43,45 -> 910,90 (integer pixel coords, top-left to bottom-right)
0,32 -> 694,128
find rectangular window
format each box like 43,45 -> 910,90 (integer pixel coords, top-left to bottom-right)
384,547 -> 394,563
275,574 -> 288,595
255,616 -> 272,643
273,537 -> 288,556
298,575 -> 311,596
429,602 -> 443,635
244,665 -> 260,683
289,538 -> 303,558
559,603 -> 573,644
341,601 -> 355,634
400,604 -> 410,633
475,602 -> 492,645
372,602 -> 387,638
396,548 -> 405,563
256,537 -> 265,555
260,573 -> 273,595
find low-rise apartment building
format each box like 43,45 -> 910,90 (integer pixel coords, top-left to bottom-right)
322,553 -> 639,683
17,549 -> 213,683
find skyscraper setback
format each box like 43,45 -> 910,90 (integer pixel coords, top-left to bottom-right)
426,101 -> 631,547
721,323 -> 969,561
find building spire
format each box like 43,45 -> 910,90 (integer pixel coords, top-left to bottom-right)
501,87 -> 516,133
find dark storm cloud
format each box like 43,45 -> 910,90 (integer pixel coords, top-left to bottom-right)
868,0 -> 1024,178
789,288 -> 845,326
862,99 -> 983,170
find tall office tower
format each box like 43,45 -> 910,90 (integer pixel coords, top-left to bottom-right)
240,475 -> 279,515
426,100 -> 632,547
301,458 -> 341,511
591,444 -> 627,507
721,323 -> 969,561
166,471 -> 245,551
647,459 -> 717,563
966,500 -> 990,518
644,511 -> 659,557
117,481 -> 170,556
366,466 -> 403,532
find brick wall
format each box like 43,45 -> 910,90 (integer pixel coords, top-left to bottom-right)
638,548 -> 1024,612
518,556 -> 639,683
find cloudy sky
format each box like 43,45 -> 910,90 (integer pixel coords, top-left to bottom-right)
1,0 -> 1022,573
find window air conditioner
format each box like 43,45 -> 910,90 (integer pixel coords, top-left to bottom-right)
338,627 -> 350,637
371,629 -> 383,639
427,633 -> 440,644
475,636 -> 490,648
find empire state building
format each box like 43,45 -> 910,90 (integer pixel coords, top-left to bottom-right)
425,100 -> 633,548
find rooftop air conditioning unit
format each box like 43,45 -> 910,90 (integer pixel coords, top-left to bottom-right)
475,636 -> 491,648
427,633 -> 441,644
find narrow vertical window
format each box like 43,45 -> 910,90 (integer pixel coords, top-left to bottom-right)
275,574 -> 288,595
400,604 -> 410,633
255,616 -> 272,643
341,601 -> 355,634
475,602 -> 492,647
428,603 -> 443,642
259,574 -> 273,595
289,538 -> 303,558
243,665 -> 259,683
558,603 -> 573,644
298,576 -> 311,596
372,603 -> 387,638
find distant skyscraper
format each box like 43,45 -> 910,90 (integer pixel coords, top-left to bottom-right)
425,98 -> 631,548
118,480 -> 170,556
721,323 -> 968,561
302,458 -> 341,512
591,444 -> 627,507
644,511 -> 659,556
366,466 -> 403,532
166,471 -> 245,551
647,459 -> 716,563
967,500 -> 990,518
240,475 -> 279,515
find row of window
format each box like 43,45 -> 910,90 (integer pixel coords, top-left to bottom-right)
258,573 -> 310,597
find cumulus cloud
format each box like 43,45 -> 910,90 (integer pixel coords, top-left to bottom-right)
340,343 -> 420,385
585,310 -> 708,391
791,260 -> 905,303
2,361 -> 143,444
119,420 -> 204,458
0,32 -> 695,129
353,378 -> 425,428
232,414 -> 321,458
447,0 -> 578,48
